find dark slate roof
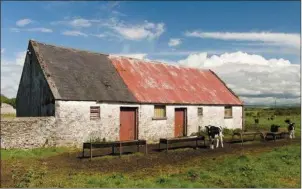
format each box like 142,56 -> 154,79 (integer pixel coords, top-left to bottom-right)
30,40 -> 137,102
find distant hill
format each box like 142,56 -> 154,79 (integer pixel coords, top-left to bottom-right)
245,104 -> 301,108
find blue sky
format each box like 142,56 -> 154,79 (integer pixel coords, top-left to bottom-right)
1,1 -> 301,105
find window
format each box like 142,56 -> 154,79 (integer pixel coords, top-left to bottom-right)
224,106 -> 232,118
153,105 -> 166,119
90,106 -> 100,120
198,107 -> 203,116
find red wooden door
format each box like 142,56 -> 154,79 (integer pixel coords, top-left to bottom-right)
120,107 -> 137,141
175,108 -> 186,137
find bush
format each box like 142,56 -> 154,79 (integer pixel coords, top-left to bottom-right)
223,128 -> 233,135
254,118 -> 259,124
245,112 -> 254,117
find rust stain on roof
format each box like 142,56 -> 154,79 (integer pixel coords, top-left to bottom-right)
109,56 -> 243,105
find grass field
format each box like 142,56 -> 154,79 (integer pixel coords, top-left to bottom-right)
1,113 -> 16,119
1,107 -> 301,188
1,142 -> 300,188
244,107 -> 300,137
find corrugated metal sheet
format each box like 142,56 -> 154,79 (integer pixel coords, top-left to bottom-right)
109,56 -> 243,105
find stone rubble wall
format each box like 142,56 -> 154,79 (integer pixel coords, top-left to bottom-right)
1,117 -> 56,149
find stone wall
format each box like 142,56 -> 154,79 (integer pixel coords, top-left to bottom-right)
1,117 -> 56,149
1,103 -> 16,114
2,101 -> 243,149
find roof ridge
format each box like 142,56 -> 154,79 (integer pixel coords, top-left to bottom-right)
29,40 -> 209,72
29,40 -> 110,57
29,40 -> 211,73
108,54 -> 210,72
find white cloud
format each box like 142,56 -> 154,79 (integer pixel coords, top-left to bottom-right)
111,20 -> 165,40
168,38 -> 182,47
62,30 -> 88,37
113,53 -> 148,60
179,51 -> 291,67
11,27 -> 53,33
112,10 -> 127,17
241,97 -> 300,106
51,18 -> 100,28
15,51 -> 27,66
1,48 -> 5,54
10,28 -> 21,32
16,18 -> 32,27
27,28 -> 53,33
69,18 -> 92,27
178,53 -> 208,68
52,17 -> 165,41
1,52 -> 26,98
92,33 -> 106,38
178,51 -> 300,105
185,31 -> 300,49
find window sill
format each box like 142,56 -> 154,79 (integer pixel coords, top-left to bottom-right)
152,117 -> 167,120
224,117 -> 233,119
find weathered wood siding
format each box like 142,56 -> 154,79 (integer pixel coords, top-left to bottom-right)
16,44 -> 55,117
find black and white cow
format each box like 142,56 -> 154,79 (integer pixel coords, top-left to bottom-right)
285,119 -> 295,139
205,125 -> 224,149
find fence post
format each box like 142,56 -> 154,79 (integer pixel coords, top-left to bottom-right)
90,138 -> 92,161
242,105 -> 245,131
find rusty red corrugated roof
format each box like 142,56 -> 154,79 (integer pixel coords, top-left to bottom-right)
109,56 -> 243,105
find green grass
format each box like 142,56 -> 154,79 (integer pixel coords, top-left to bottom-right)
2,107 -> 301,187
1,113 -> 16,118
245,115 -> 301,136
11,144 -> 300,188
1,147 -> 74,160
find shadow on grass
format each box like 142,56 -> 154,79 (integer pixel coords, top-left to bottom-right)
226,138 -> 260,144
79,151 -> 144,159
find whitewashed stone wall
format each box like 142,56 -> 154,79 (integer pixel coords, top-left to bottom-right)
1,101 -> 242,148
200,106 -> 243,130
55,101 -> 243,146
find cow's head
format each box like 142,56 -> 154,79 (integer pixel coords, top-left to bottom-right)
204,125 -> 210,131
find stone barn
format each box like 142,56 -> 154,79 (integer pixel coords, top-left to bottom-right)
15,40 -> 243,147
